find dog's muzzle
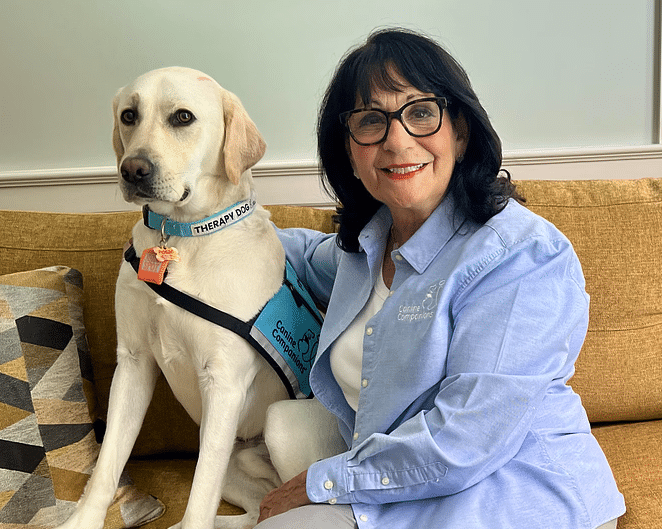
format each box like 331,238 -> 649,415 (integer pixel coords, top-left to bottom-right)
121,156 -> 155,185
120,156 -> 185,202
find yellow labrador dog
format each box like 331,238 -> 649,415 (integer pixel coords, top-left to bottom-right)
56,67 -> 304,529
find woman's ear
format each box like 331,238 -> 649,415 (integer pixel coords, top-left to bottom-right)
453,111 -> 470,162
345,137 -> 360,179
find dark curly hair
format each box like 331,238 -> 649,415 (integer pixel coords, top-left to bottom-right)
317,27 -> 523,252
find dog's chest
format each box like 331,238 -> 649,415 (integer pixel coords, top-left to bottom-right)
131,236 -> 280,366
148,297 -> 198,361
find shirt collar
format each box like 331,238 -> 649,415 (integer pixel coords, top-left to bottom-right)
359,195 -> 464,275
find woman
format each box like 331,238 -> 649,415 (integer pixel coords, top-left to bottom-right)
257,28 -> 625,529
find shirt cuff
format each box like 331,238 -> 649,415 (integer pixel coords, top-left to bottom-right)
306,453 -> 355,505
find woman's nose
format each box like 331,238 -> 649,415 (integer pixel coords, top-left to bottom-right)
382,118 -> 414,152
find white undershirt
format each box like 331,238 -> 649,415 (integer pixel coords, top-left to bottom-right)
329,265 -> 391,411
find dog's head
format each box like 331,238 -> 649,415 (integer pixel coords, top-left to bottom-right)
112,67 -> 265,217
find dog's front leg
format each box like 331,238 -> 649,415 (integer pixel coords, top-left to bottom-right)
56,347 -> 160,529
175,362 -> 254,529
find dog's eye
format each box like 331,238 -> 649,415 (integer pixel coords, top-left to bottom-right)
120,109 -> 137,125
172,109 -> 196,127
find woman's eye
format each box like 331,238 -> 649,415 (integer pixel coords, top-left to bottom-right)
408,105 -> 436,120
357,112 -> 386,129
413,109 -> 432,118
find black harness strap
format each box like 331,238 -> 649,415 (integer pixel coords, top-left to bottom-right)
123,244 -> 297,399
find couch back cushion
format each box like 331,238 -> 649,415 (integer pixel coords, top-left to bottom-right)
0,209 -> 202,455
0,210 -> 140,414
516,178 -> 662,423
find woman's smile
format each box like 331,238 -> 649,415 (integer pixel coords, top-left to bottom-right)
381,163 -> 428,180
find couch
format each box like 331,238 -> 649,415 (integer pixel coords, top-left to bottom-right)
0,178 -> 660,529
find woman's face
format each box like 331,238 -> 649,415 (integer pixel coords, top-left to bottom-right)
347,81 -> 468,222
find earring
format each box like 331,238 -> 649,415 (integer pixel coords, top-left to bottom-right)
456,154 -> 464,164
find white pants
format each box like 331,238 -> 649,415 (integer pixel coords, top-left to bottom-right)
254,505 -> 618,529
254,505 -> 356,528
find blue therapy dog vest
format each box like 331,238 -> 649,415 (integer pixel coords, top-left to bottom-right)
249,261 -> 321,398
124,245 -> 321,399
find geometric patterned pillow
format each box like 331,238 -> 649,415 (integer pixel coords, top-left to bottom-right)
0,266 -> 164,528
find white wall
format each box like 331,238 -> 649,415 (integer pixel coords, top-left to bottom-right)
0,0 -> 660,211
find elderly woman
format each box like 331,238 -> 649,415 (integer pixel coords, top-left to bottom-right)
257,28 -> 625,529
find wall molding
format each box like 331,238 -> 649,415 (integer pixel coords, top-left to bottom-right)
1,145 -> 662,189
0,161 -> 325,188
502,144 -> 662,165
0,166 -> 117,188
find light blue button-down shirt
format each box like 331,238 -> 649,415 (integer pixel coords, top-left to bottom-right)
277,198 -> 625,529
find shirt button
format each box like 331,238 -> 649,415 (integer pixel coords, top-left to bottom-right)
328,498 -> 337,504
395,254 -> 404,261
365,327 -> 373,336
361,379 -> 369,388
324,480 -> 334,490
360,514 -> 369,522
381,476 -> 390,486
353,432 -> 359,441
388,290 -> 394,297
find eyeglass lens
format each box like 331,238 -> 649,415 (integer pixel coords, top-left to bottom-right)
346,98 -> 443,145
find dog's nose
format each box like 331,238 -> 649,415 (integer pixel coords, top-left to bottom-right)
121,157 -> 154,184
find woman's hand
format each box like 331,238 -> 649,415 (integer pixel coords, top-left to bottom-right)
257,470 -> 311,523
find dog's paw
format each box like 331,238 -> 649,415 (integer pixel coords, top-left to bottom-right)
55,511 -> 105,529
168,516 -> 255,529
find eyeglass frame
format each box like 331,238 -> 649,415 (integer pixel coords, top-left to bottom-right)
339,96 -> 450,146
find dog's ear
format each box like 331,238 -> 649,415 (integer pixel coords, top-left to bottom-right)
221,90 -> 266,185
112,89 -> 125,162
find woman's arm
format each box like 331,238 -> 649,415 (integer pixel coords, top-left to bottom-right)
276,227 -> 341,307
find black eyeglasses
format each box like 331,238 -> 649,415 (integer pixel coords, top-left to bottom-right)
340,97 -> 449,146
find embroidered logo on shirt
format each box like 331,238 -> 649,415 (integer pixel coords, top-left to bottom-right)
398,280 -> 446,322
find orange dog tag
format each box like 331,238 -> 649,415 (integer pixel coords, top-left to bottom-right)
137,247 -> 179,285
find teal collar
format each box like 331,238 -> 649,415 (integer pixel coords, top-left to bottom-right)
143,194 -> 257,237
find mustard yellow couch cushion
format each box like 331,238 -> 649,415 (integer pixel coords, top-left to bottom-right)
516,179 -> 662,424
